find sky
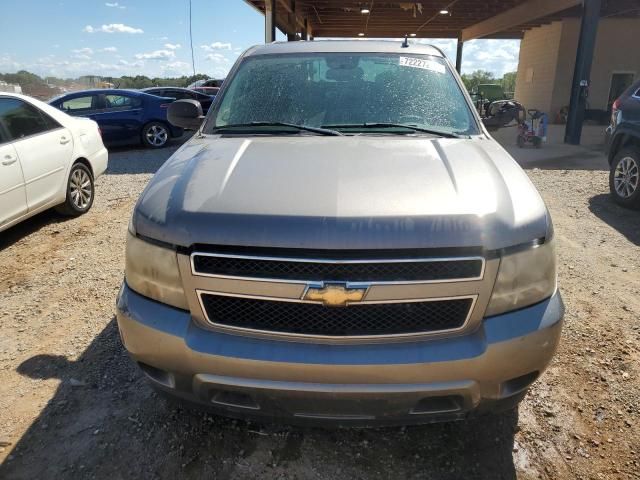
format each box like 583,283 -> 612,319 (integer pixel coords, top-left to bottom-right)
0,0 -> 520,79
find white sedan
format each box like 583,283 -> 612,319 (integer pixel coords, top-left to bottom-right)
0,93 -> 108,233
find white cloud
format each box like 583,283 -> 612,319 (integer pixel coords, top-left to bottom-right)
118,59 -> 143,67
84,23 -> 143,34
12,56 -> 129,78
460,39 -> 520,76
1,54 -> 181,79
201,42 -> 232,51
205,53 -> 229,63
101,46 -> 118,53
164,43 -> 181,50
105,2 -> 125,8
162,61 -> 191,75
402,37 -> 519,76
209,66 -> 230,78
134,49 -> 175,60
72,47 -> 94,55
0,54 -> 22,72
71,47 -> 93,60
165,61 -> 189,69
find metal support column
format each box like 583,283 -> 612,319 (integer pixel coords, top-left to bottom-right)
265,0 -> 276,43
455,34 -> 464,73
287,0 -> 297,41
564,0 -> 601,145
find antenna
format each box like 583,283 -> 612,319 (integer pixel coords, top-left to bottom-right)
401,35 -> 409,48
189,0 -> 196,76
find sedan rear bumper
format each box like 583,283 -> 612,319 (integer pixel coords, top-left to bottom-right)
90,146 -> 109,178
116,283 -> 563,426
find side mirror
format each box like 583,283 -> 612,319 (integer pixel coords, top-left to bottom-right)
167,99 -> 204,130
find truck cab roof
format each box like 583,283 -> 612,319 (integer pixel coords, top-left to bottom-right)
243,40 -> 446,58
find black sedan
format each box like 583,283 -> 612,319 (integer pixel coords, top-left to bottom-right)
141,87 -> 215,114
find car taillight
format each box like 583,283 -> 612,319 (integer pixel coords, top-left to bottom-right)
611,97 -> 621,125
612,98 -> 621,111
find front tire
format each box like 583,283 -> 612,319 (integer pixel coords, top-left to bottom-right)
55,163 -> 94,216
609,148 -> 640,209
142,122 -> 169,148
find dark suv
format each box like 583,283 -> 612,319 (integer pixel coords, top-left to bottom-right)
606,80 -> 640,209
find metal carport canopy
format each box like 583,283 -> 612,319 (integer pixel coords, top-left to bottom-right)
243,0 -> 584,40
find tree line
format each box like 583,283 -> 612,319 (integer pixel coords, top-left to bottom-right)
0,70 -> 214,93
460,70 -> 517,95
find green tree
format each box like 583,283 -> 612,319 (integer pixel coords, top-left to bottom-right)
0,70 -> 46,88
460,70 -> 495,92
501,71 -> 517,97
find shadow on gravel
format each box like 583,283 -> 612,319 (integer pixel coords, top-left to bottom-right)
0,210 -> 64,251
106,136 -> 190,175
588,194 -> 640,246
3,318 -> 519,480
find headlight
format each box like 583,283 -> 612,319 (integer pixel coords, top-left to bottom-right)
485,238 -> 557,317
125,232 -> 189,310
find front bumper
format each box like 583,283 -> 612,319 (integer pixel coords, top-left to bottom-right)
116,283 -> 564,426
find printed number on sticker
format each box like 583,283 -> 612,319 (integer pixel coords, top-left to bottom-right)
398,56 -> 446,74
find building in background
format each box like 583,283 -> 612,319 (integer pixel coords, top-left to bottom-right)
0,80 -> 22,94
515,18 -> 640,123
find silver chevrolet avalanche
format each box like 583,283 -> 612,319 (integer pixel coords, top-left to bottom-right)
116,41 -> 563,426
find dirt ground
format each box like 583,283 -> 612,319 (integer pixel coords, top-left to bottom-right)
0,136 -> 639,480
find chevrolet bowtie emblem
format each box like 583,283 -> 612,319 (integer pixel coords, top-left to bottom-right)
303,284 -> 367,307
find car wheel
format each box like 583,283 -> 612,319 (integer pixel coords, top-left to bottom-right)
142,122 -> 169,148
55,162 -> 94,216
609,148 -> 640,209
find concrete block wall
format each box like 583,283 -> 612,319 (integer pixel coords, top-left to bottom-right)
516,18 -> 640,121
589,19 -> 640,110
514,22 -> 563,115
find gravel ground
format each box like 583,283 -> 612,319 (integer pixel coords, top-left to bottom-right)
0,136 -> 639,479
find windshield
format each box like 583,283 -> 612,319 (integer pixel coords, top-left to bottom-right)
207,52 -> 478,136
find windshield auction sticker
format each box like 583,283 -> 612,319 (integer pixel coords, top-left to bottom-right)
399,56 -> 446,74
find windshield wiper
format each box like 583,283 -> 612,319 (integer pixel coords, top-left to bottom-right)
213,122 -> 343,136
321,123 -> 463,138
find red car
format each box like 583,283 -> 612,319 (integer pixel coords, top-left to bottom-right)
187,79 -> 224,96
188,79 -> 223,96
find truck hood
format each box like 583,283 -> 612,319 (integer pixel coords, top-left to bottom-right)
134,135 -> 549,251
